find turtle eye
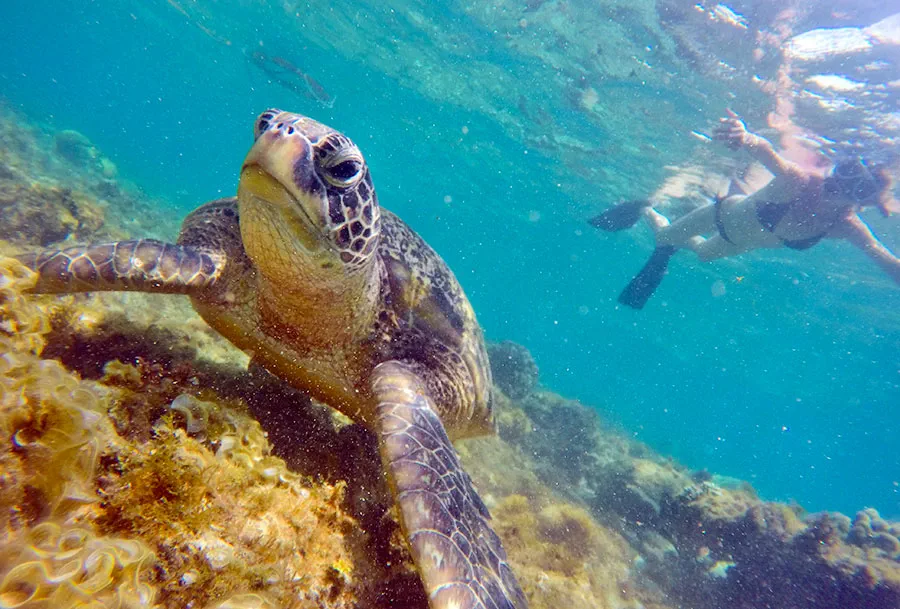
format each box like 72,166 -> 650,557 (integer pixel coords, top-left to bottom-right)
324,159 -> 364,187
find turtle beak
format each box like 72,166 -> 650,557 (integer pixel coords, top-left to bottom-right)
238,123 -> 330,253
238,164 -> 298,212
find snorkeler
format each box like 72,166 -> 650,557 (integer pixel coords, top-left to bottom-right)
590,111 -> 900,309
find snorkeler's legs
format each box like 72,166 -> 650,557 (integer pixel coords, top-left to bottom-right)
643,207 -> 670,231
646,205 -> 716,248
645,206 -> 752,261
692,235 -> 754,261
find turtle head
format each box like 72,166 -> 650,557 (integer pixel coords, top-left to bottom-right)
238,110 -> 381,277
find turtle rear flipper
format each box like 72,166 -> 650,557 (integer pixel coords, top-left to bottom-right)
16,239 -> 225,295
372,361 -> 527,609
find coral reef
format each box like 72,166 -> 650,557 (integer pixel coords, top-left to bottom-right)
504,389 -> 646,506
0,259 -> 158,608
54,129 -> 117,179
646,486 -> 900,609
458,435 -> 668,609
495,383 -> 900,609
0,181 -> 107,246
0,100 -> 174,250
0,259 -> 418,608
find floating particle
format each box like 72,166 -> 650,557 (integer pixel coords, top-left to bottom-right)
711,279 -> 726,297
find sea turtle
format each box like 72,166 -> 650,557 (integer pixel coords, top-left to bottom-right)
16,110 -> 527,609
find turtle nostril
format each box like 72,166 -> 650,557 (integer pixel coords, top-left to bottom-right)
254,109 -> 284,139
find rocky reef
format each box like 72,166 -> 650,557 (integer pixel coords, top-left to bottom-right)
491,344 -> 900,609
0,101 -> 173,248
0,258 -> 416,608
487,340 -> 540,400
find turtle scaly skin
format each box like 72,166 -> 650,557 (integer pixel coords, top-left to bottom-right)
17,110 -> 527,609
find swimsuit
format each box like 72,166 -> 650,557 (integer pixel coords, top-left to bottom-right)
755,201 -> 827,250
713,196 -> 734,244
713,196 -> 831,251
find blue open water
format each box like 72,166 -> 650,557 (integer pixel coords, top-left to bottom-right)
1,0 -> 898,517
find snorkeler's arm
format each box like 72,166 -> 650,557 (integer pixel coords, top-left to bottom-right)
832,213 -> 900,287
742,133 -> 805,180
713,111 -> 803,179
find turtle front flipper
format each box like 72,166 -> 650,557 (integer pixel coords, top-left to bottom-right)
15,240 -> 225,295
372,361 -> 527,609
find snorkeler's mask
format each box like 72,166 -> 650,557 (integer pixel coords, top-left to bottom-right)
824,157 -> 879,203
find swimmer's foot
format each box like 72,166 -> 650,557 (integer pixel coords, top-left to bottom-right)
643,207 -> 670,236
588,200 -> 650,231
618,245 -> 677,310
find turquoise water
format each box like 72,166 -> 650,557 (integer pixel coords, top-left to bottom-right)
1,0 -> 898,518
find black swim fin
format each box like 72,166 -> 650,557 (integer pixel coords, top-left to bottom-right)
618,245 -> 677,309
588,200 -> 650,231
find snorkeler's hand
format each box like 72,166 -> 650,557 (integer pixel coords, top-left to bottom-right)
713,110 -> 751,150
878,196 -> 899,217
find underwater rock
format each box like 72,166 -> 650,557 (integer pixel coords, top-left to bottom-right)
635,482 -> 900,609
457,435 -> 667,609
491,386 -> 900,609
92,178 -> 121,200
848,508 -> 900,555
0,161 -> 15,181
508,390 -> 648,503
492,390 -> 534,445
0,101 -> 170,243
98,156 -> 117,180
54,129 -> 119,182
656,0 -> 770,82
54,129 -> 100,167
512,391 -> 600,483
0,181 -> 107,246
487,339 -> 540,399
805,74 -> 867,93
